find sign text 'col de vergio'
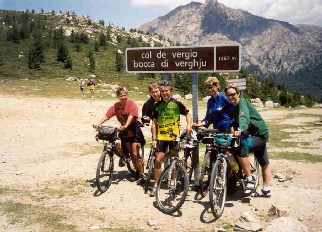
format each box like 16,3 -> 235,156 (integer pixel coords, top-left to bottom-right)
126,44 -> 241,73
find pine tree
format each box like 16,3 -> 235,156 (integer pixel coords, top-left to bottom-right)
116,34 -> 122,43
115,52 -> 123,71
19,22 -> 29,40
174,73 -> 192,97
88,50 -> 95,72
75,42 -> 81,52
0,52 -> 4,66
106,28 -> 111,41
70,29 -> 76,43
64,55 -> 73,69
99,31 -> 106,46
28,32 -> 45,69
7,22 -> 20,43
79,31 -> 89,44
94,40 -> 99,52
57,42 -> 69,63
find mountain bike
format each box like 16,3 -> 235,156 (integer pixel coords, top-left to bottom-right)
198,128 -> 220,198
94,125 -> 144,193
155,131 -> 196,214
197,129 -> 260,218
144,144 -> 171,194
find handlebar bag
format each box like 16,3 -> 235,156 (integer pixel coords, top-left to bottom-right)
98,126 -> 117,141
241,134 -> 252,150
213,133 -> 232,148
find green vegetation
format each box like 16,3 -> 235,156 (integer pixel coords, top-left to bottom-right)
1,202 -> 77,231
0,9 -> 319,105
271,151 -> 322,163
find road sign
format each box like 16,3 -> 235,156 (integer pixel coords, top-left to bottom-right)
126,44 -> 241,73
227,78 -> 247,90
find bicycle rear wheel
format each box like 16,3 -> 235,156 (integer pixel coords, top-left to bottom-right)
96,151 -> 114,193
184,149 -> 193,183
156,162 -> 189,214
144,149 -> 155,194
125,155 -> 136,175
209,158 -> 227,219
199,151 -> 212,198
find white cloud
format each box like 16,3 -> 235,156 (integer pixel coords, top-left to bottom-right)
131,0 -> 322,26
217,0 -> 322,26
131,0 -> 205,10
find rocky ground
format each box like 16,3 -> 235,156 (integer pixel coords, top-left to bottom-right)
0,94 -> 321,231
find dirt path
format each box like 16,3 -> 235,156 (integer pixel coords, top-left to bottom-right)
0,94 -> 322,231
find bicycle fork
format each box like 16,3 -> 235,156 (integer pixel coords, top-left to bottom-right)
214,156 -> 228,191
167,159 -> 178,189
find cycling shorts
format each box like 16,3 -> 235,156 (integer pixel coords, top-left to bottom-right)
234,133 -> 270,166
156,140 -> 178,153
123,136 -> 140,144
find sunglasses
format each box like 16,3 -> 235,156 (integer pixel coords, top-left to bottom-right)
206,83 -> 217,89
160,82 -> 172,87
227,92 -> 237,97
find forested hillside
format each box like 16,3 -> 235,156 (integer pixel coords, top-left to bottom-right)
0,9 -> 318,106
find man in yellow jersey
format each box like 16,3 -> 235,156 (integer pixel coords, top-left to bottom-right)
149,81 -> 192,197
87,79 -> 95,98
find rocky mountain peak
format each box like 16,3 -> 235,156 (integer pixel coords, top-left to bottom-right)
138,1 -> 322,98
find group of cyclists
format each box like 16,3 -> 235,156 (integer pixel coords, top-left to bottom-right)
94,76 -> 272,199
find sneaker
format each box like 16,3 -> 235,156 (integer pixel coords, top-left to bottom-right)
149,187 -> 157,197
133,171 -> 140,179
189,185 -> 199,192
244,177 -> 255,194
137,174 -> 146,185
118,158 -> 125,167
252,188 -> 271,198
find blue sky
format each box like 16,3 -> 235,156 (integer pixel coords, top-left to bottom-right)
1,0 -> 321,30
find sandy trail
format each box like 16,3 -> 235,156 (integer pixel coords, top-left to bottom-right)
0,94 -> 322,231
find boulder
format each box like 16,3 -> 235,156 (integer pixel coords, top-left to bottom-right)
172,94 -> 182,100
66,77 -> 78,81
185,94 -> 192,99
268,205 -> 290,218
274,103 -> 281,108
234,212 -> 263,231
265,101 -> 274,108
202,96 -> 211,102
313,103 -> 322,108
265,217 -> 308,232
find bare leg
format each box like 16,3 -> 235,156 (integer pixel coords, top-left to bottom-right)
126,142 -> 139,172
236,156 -> 252,177
261,164 -> 271,186
132,142 -> 144,174
154,152 -> 165,184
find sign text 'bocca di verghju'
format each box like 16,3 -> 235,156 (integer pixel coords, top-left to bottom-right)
126,44 -> 241,73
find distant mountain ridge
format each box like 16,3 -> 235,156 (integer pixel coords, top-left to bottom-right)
138,0 -> 322,98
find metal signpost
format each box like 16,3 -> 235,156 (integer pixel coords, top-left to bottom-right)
126,44 -> 241,186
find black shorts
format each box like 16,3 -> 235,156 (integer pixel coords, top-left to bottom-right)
234,133 -> 270,166
156,140 -> 178,153
80,87 -> 84,91
123,136 -> 140,144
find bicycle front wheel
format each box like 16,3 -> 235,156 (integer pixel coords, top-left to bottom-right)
209,158 -> 227,219
96,151 -> 114,193
156,162 -> 189,214
144,149 -> 155,194
199,151 -> 212,198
